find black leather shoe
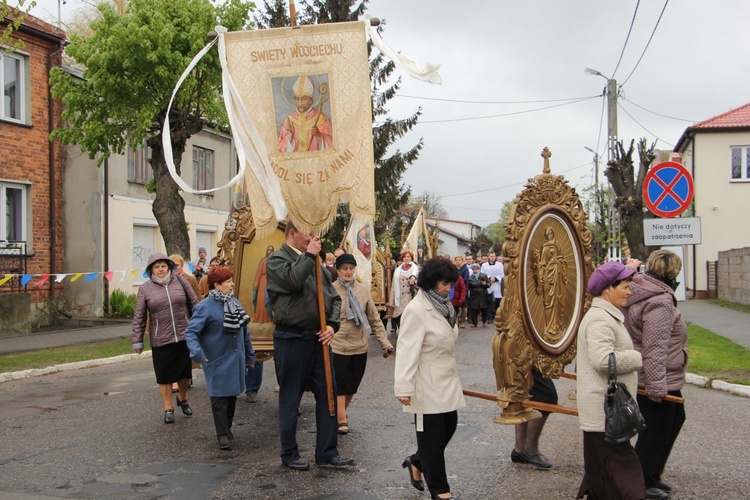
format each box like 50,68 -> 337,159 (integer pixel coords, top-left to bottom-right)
646,487 -> 669,499
401,456 -> 424,491
284,458 -> 310,471
217,435 -> 231,450
164,409 -> 175,424
176,398 -> 193,416
519,450 -> 552,469
652,480 -> 672,493
510,449 -> 528,463
316,456 -> 354,467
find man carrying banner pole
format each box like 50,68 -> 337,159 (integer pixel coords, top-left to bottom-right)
266,221 -> 354,470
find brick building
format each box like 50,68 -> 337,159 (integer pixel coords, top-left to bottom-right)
0,13 -> 67,309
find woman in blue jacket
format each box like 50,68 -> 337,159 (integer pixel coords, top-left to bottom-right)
185,266 -> 255,450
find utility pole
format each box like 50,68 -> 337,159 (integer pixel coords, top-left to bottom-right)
585,68 -> 621,262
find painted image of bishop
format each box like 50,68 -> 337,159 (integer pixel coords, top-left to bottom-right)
278,75 -> 333,153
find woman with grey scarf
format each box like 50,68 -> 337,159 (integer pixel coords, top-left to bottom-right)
394,256 -> 465,500
331,253 -> 393,435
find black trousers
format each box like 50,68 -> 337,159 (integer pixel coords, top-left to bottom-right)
635,391 -> 685,487
274,334 -> 338,465
488,297 -> 501,320
469,307 -> 488,325
210,396 -> 236,438
409,411 -> 457,496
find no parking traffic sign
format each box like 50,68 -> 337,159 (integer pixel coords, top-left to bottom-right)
643,161 -> 694,218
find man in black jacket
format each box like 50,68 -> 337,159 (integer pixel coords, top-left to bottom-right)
266,221 -> 352,471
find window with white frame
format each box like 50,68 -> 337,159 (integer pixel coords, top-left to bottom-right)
1,182 -> 27,243
730,146 -> 750,181
1,53 -> 25,122
127,144 -> 153,184
193,146 -> 214,193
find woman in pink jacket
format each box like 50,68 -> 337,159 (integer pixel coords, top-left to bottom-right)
132,253 -> 200,424
623,250 -> 688,499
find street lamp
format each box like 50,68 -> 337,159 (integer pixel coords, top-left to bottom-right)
584,68 -> 618,163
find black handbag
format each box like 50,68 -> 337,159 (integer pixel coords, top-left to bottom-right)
604,353 -> 646,443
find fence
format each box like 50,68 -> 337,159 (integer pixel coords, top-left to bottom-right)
0,241 -> 28,293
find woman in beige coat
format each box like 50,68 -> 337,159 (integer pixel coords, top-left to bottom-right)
576,261 -> 645,499
394,257 -> 465,500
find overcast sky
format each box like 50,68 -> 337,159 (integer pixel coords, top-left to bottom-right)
30,0 -> 750,226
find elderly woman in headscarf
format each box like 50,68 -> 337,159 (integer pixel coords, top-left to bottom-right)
132,253 -> 200,424
331,253 -> 394,435
185,267 -> 255,450
388,250 -> 419,335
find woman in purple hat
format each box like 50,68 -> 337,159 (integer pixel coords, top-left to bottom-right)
576,260 -> 646,499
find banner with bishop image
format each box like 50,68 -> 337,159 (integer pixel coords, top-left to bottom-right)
223,21 -> 375,237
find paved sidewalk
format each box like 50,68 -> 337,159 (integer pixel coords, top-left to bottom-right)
678,299 -> 750,350
0,323 -> 131,355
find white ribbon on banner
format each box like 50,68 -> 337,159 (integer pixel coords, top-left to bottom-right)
363,14 -> 442,85
161,27 -> 288,221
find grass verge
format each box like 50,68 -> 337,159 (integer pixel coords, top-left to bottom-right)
706,298 -> 750,314
0,336 -> 148,374
687,323 -> 750,385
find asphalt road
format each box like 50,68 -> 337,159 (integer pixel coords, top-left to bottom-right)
1,324 -> 748,499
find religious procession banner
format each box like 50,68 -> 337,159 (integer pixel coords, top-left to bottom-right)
341,215 -> 374,287
402,207 -> 433,264
223,21 -> 375,237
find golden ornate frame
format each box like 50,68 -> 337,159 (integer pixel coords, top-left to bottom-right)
492,148 -> 593,423
216,206 -> 286,361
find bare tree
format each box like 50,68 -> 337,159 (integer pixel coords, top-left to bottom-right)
605,138 -> 658,261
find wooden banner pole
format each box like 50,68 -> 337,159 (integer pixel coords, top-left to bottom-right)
561,372 -> 685,404
315,254 -> 336,416
462,389 -> 579,417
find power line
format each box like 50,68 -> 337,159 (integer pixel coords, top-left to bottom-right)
620,0 -> 670,87
611,0 -> 640,79
393,94 -> 598,105
618,101 -> 675,147
620,95 -> 696,122
441,161 -> 591,198
416,96 -> 598,124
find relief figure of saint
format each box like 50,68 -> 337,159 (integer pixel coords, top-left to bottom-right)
534,226 -> 568,341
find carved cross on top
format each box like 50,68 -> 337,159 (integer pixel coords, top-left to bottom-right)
541,147 -> 552,174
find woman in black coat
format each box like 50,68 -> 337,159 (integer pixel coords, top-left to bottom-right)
466,264 -> 490,327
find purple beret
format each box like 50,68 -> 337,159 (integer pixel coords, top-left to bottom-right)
587,261 -> 636,296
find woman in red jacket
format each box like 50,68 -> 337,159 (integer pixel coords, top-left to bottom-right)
449,274 -> 466,328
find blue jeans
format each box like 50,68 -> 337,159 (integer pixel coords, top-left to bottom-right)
245,360 -> 263,394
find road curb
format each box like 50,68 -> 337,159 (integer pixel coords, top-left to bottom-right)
1,354 -> 748,399
0,351 -> 152,385
685,372 -> 750,398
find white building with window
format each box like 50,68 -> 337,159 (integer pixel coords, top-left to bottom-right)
64,127 -> 237,315
673,102 -> 750,297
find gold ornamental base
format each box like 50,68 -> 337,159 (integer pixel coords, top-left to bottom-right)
493,402 -> 542,424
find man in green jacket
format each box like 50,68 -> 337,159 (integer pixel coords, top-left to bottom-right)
266,220 -> 352,471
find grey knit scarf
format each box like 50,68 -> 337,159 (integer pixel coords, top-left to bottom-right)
424,288 -> 456,328
209,289 -> 250,333
339,277 -> 368,328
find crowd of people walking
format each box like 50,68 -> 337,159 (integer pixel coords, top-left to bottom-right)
130,236 -> 686,499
